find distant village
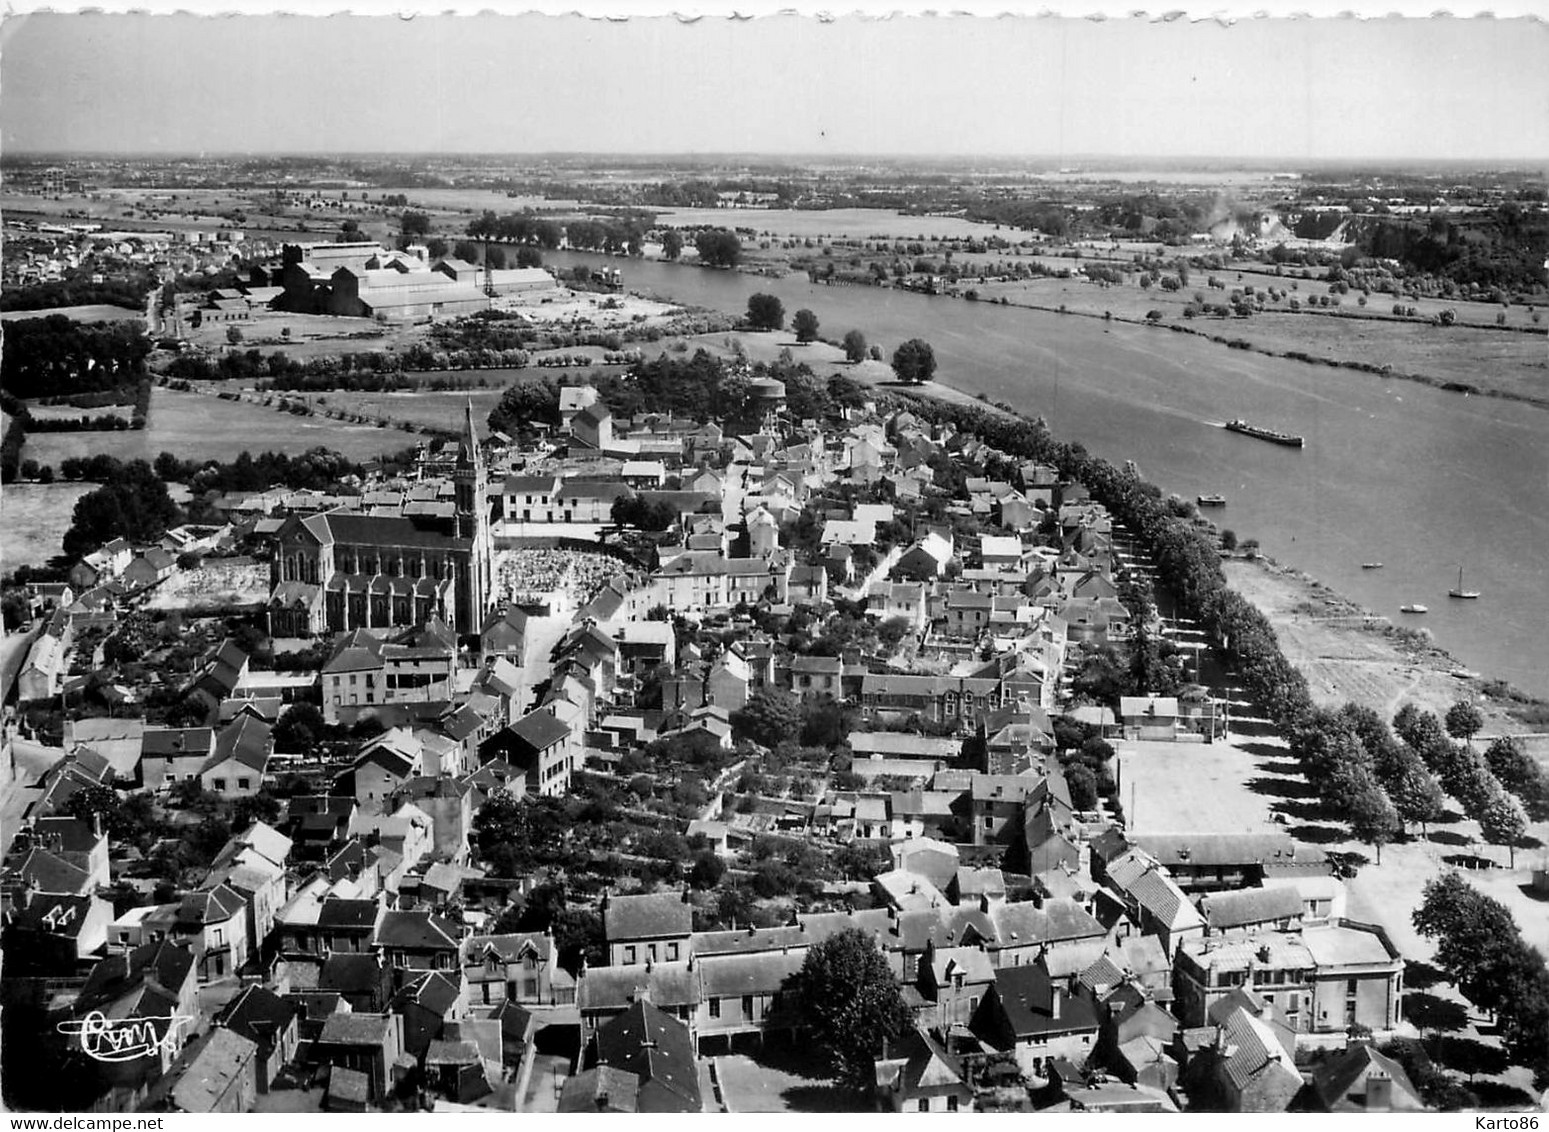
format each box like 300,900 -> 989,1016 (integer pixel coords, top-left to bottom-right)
0,321 -> 1434,1118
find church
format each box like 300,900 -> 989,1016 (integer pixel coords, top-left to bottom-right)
267,403 -> 495,640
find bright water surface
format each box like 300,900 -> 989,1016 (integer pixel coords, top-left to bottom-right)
548,250 -> 1549,700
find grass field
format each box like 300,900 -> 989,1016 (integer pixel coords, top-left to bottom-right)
1,481 -> 95,567
21,386 -> 415,466
0,304 -> 144,324
973,275 -> 1548,404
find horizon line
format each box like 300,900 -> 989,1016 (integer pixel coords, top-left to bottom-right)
5,151 -> 1548,169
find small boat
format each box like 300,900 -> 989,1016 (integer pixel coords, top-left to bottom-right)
1447,566 -> 1480,600
1362,562 -> 1383,569
1400,604 -> 1428,614
1224,419 -> 1306,448
1197,494 -> 1227,507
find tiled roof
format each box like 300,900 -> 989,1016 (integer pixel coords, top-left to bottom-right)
1199,885 -> 1304,930
1217,1007 -> 1299,1092
602,891 -> 692,943
990,964 -> 1100,1038
319,1011 -> 394,1047
373,909 -> 463,951
698,949 -> 804,997
593,1001 -> 700,1114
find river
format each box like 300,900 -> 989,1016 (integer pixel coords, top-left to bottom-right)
546,250 -> 1549,701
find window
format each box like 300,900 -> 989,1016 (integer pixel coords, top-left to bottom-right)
624,946 -> 636,965
648,944 -> 658,963
709,998 -> 721,1019
667,943 -> 679,962
742,995 -> 754,1018
1347,979 -> 1359,996
947,1096 -> 959,1113
237,778 -> 250,791
212,778 -> 226,792
917,1099 -> 930,1113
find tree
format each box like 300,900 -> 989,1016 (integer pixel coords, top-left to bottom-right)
1413,874 -> 1522,1010
1484,736 -> 1548,812
689,849 -> 725,890
1065,763 -> 1099,811
890,338 -> 937,384
792,309 -> 820,344
515,245 -> 543,269
1389,758 -> 1446,838
271,702 -> 326,753
486,246 -> 507,270
226,325 -> 244,346
842,329 -> 868,364
730,687 -> 801,748
427,237 -> 449,260
1478,789 -> 1529,866
453,239 -> 480,264
790,928 -> 913,1092
746,293 -> 785,331
1445,700 -> 1484,744
661,229 -> 683,261
694,228 -> 742,269
400,210 -> 431,241
1347,781 -> 1400,863
62,460 -> 181,559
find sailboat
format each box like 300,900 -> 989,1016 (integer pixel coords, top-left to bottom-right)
1448,566 -> 1480,600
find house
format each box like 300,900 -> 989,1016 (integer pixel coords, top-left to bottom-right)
1173,920 -> 1404,1034
199,714 -> 272,796
319,952 -> 395,1013
391,969 -> 468,1059
142,1027 -> 260,1113
479,708 -> 575,797
187,639 -> 251,715
462,930 -> 567,1008
874,1026 -> 974,1113
372,908 -> 464,973
1304,1040 -> 1427,1112
121,547 -> 178,592
571,402 -> 614,451
1202,1006 -> 1304,1112
3,891 -> 113,974
350,727 -> 424,811
970,964 -> 1100,1080
787,654 -> 842,702
602,890 -> 693,967
560,1065 -> 641,1113
315,1012 -> 406,1105
480,604 -> 529,667
589,1000 -> 702,1114
917,943 -> 997,1032
139,727 -> 215,793
694,947 -> 804,1054
1119,696 -> 1181,742
423,1036 -> 494,1104
162,884 -> 250,981
1198,885 -> 1306,937
891,531 -> 954,581
1099,848 -> 1206,957
217,985 -> 299,1093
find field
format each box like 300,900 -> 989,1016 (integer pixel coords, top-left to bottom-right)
20,386 -> 415,466
973,275 -> 1548,404
0,304 -> 144,324
302,388 -> 509,435
1,481 -> 96,567
660,206 -> 998,243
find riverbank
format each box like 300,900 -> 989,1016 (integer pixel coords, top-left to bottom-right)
1223,555 -> 1549,747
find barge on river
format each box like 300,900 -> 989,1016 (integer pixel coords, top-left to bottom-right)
1224,419 -> 1305,448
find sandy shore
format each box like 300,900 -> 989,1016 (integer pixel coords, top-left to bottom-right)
1224,554 -> 1547,754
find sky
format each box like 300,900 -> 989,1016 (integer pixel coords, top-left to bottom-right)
2,11 -> 1547,161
